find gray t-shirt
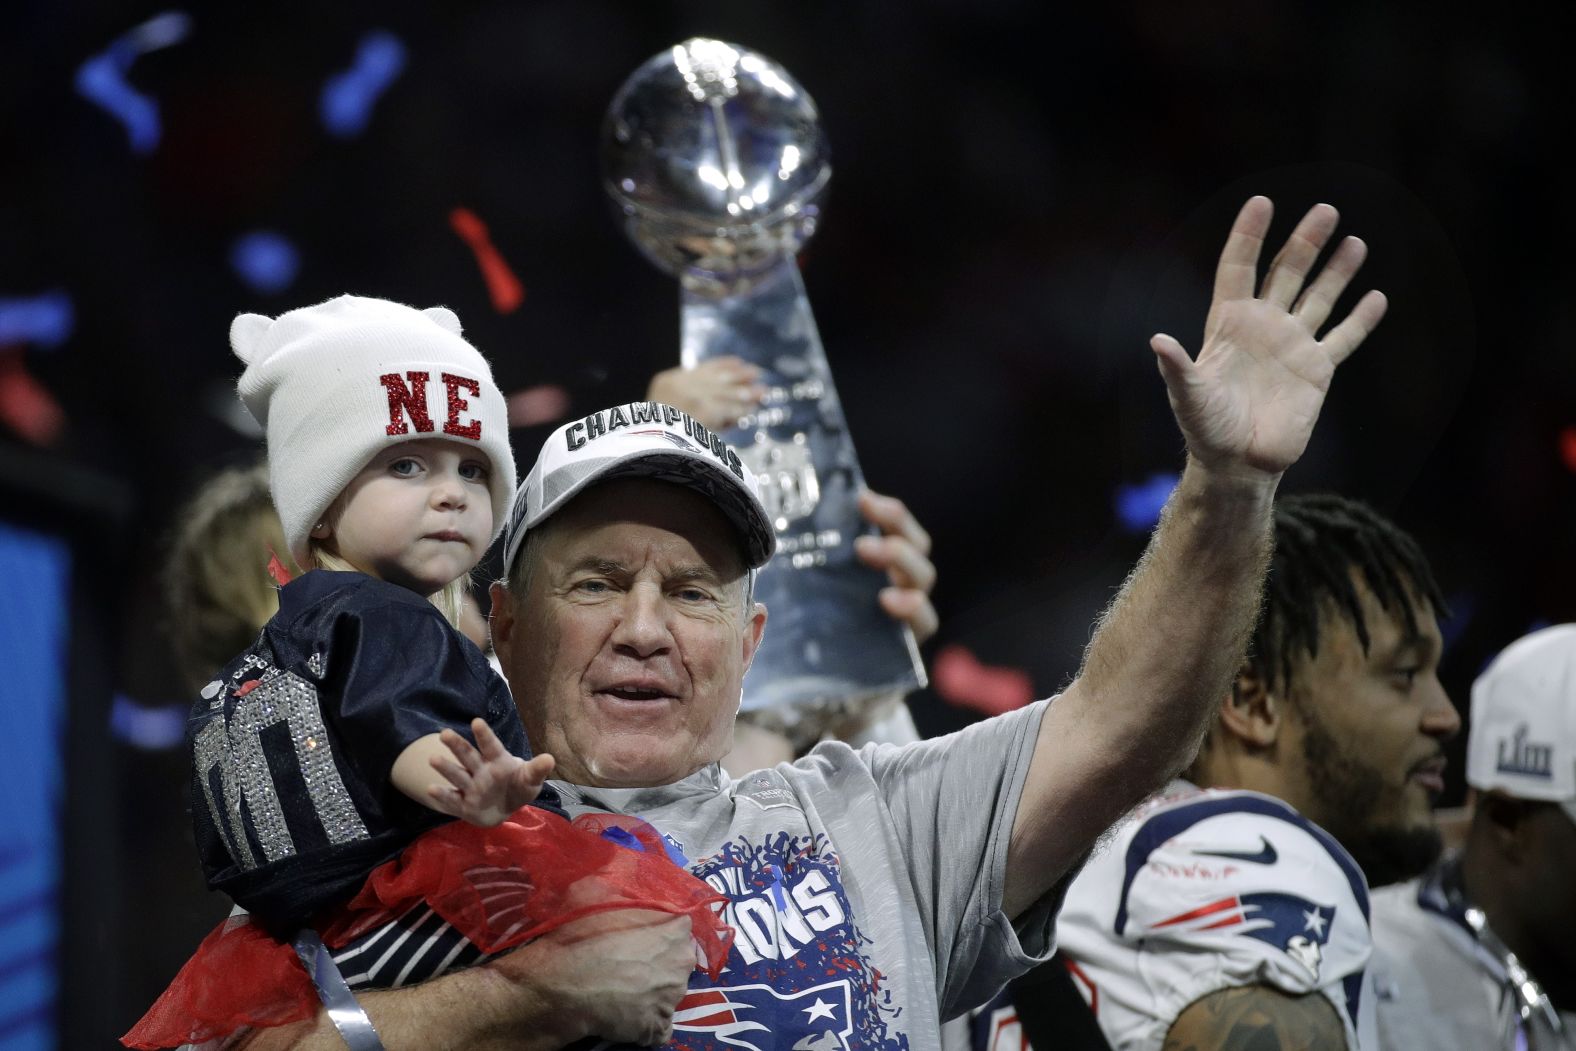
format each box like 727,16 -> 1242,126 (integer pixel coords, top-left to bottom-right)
561,697 -> 1058,1049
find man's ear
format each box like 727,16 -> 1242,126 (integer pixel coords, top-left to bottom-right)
740,602 -> 768,673
488,581 -> 517,664
1217,666 -> 1282,749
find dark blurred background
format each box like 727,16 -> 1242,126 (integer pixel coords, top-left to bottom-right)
1,1 -> 1570,1046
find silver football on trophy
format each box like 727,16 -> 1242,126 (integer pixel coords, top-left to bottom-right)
602,37 -> 831,295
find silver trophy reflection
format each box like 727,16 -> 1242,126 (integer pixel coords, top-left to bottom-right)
603,38 -> 924,745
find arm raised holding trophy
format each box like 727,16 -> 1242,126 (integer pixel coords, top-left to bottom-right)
214,39 -> 1385,1051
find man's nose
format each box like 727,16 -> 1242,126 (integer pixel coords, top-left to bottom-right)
610,585 -> 673,658
1421,675 -> 1461,741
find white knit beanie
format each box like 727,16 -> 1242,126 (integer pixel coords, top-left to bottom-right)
232,295 -> 515,568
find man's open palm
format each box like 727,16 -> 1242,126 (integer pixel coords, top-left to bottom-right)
1152,197 -> 1388,477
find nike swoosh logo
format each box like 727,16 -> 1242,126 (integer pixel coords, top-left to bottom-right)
1191,836 -> 1278,865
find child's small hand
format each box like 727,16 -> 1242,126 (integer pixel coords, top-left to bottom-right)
427,717 -> 556,827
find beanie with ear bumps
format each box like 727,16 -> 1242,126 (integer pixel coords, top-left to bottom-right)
232,295 -> 515,568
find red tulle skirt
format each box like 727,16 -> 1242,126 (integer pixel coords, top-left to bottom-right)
123,808 -> 732,1049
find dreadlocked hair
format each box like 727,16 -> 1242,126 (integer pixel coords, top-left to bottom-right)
1249,493 -> 1447,693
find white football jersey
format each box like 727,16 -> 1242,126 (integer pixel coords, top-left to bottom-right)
1056,781 -> 1376,1050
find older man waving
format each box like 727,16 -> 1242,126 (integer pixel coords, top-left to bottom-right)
223,197 -> 1386,1050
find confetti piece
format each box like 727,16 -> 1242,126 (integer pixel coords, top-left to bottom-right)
600,826 -> 645,852
230,230 -> 300,294
266,548 -> 294,586
109,694 -> 186,750
762,864 -> 788,912
932,644 -> 1034,717
1114,471 -> 1180,533
0,351 -> 65,446
450,207 -> 525,313
1560,426 -> 1576,473
320,30 -> 406,138
506,384 -> 570,427
0,291 -> 74,349
73,11 -> 192,155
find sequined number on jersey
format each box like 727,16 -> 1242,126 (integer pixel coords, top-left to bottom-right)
193,670 -> 369,868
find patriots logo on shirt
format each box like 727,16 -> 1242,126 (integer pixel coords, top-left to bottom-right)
1151,891 -> 1337,978
675,980 -> 853,1050
677,833 -> 908,1050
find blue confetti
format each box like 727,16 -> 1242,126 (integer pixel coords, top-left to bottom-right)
320,31 -> 406,138
229,231 -> 300,294
73,11 -> 192,155
599,826 -> 645,852
1114,471 -> 1180,532
763,863 -> 788,912
0,291 -> 74,350
109,694 -> 185,750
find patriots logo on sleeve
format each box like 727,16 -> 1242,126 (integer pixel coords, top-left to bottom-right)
1150,891 -> 1337,978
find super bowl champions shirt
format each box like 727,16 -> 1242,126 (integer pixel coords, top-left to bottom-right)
556,696 -> 1058,1050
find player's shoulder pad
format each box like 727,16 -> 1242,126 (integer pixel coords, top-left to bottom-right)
1113,788 -> 1369,939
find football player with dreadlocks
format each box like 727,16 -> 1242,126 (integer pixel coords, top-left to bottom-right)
1051,493 -> 1460,1051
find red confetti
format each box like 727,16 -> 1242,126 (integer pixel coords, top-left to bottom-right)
449,207 -> 524,314
1560,426 -> 1576,473
0,348 -> 65,446
506,384 -> 571,427
234,678 -> 261,698
933,644 -> 1035,717
266,548 -> 293,586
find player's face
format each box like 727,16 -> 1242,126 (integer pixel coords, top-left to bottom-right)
492,479 -> 766,788
321,438 -> 493,597
1522,805 -> 1576,962
1282,575 -> 1459,884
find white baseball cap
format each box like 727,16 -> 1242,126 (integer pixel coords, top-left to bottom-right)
503,401 -> 775,574
1466,623 -> 1576,823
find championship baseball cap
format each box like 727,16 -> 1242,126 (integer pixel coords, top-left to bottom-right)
1466,623 -> 1576,823
502,401 -> 775,575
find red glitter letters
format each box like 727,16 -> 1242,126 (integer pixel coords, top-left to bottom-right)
381,371 -> 434,435
441,372 -> 482,439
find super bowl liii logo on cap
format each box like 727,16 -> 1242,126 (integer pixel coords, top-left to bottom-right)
564,402 -> 746,480
380,370 -> 484,440
1496,723 -> 1554,779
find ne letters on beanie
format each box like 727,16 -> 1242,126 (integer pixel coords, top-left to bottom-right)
232,295 -> 515,567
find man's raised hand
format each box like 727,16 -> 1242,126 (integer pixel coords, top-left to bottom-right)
1151,196 -> 1387,480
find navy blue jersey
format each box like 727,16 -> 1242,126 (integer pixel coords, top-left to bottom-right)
188,571 -> 550,930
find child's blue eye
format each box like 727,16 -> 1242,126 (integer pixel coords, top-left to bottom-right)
460,462 -> 488,482
389,458 -> 419,476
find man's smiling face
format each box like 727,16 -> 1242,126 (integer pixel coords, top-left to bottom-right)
492,478 -> 766,788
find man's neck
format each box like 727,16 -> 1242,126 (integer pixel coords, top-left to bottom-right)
1460,841 -> 1575,1011
1191,750 -> 1310,818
